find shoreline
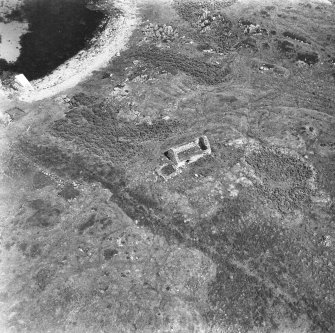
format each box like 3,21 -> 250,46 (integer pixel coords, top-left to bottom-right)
0,0 -> 139,103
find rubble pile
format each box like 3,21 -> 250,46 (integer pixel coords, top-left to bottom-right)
258,63 -> 290,78
142,23 -> 178,42
197,9 -> 222,33
239,19 -> 268,36
54,95 -> 71,106
110,83 -> 131,100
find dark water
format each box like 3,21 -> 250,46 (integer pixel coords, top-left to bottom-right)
2,0 -> 106,80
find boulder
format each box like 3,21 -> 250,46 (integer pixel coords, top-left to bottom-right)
14,74 -> 34,90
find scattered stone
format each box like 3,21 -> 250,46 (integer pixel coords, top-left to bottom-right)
259,63 -> 275,71
54,94 -> 71,106
321,235 -> 333,247
239,20 -> 267,35
296,60 -> 308,68
197,9 -> 222,33
203,48 -> 215,53
142,23 -> 178,42
299,124 -> 318,139
111,83 -> 131,99
257,62 -> 290,78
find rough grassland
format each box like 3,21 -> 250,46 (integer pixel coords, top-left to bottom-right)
1,0 -> 335,332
